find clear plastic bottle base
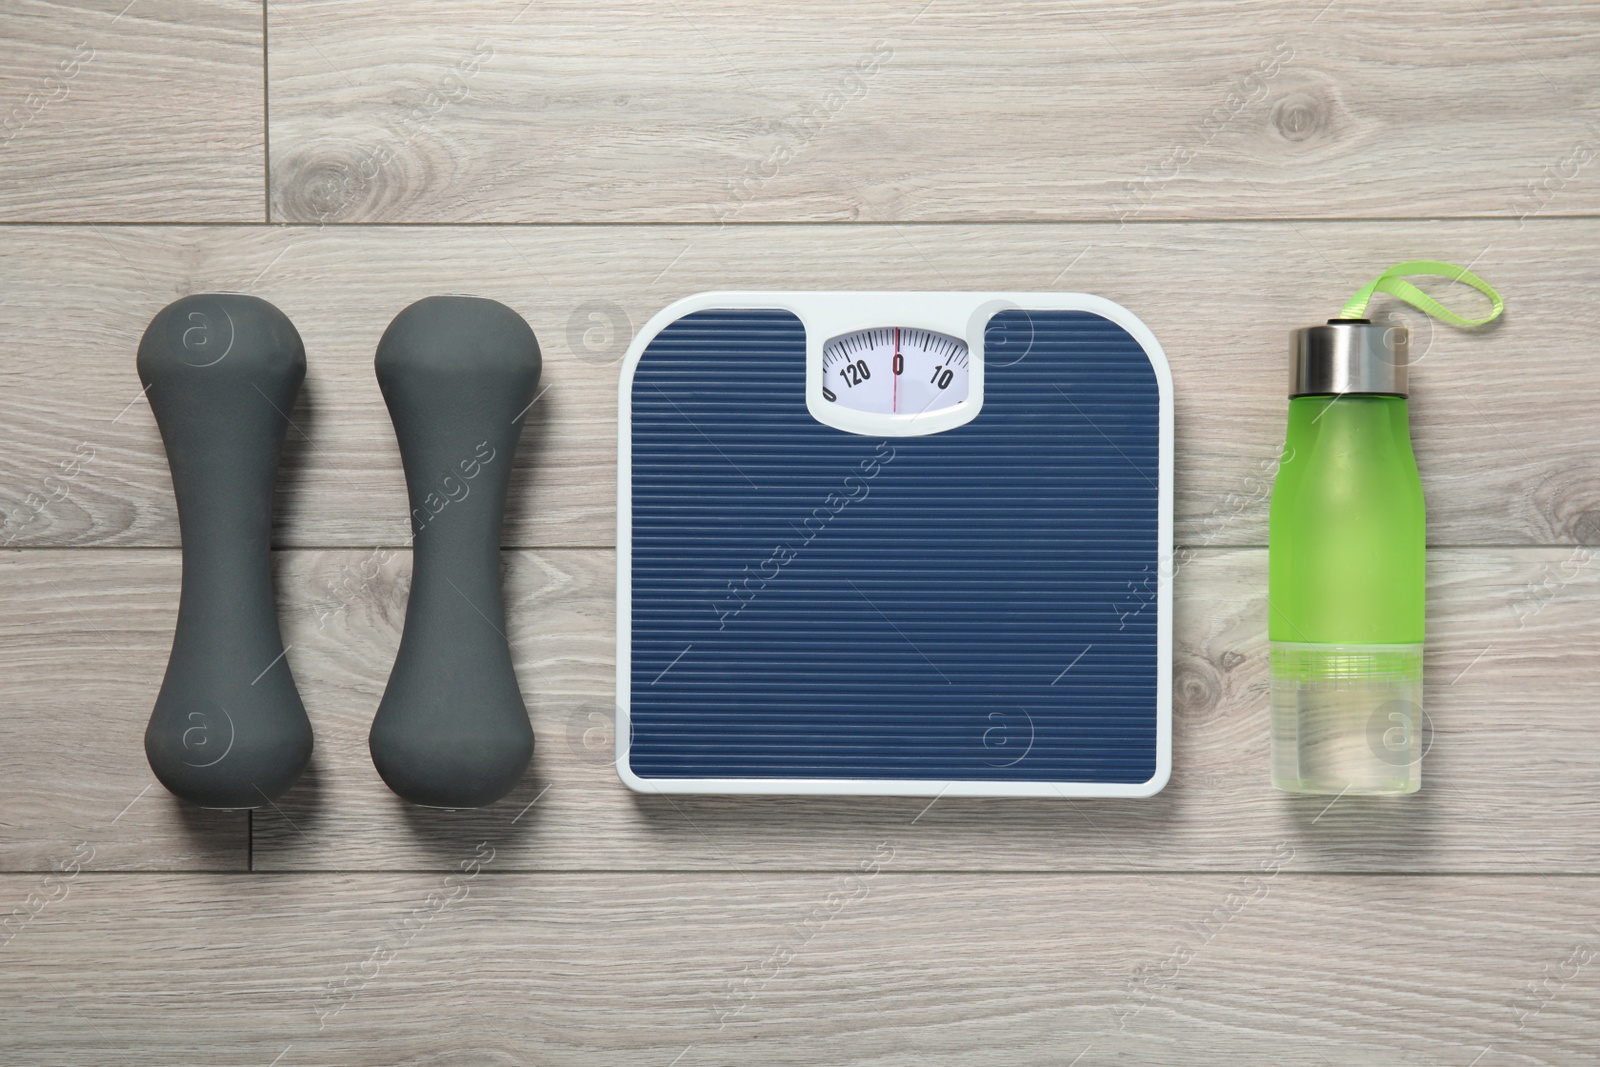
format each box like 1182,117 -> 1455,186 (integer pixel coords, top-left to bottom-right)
1270,642 -> 1424,796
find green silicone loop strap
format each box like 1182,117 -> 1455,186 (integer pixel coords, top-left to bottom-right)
1337,260 -> 1504,327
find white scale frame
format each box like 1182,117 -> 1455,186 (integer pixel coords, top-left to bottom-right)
617,291 -> 1174,798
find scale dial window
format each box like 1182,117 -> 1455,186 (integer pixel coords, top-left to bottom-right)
821,328 -> 970,417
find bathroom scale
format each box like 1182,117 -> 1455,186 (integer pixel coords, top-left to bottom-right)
618,292 -> 1172,797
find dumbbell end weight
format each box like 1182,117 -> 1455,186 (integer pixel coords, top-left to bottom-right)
138,293 -> 313,808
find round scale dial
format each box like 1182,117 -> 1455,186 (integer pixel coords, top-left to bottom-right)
821,328 -> 970,416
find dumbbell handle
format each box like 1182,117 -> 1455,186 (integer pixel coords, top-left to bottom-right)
369,296 -> 540,808
138,294 -> 312,808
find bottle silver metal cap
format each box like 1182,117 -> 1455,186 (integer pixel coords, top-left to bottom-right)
1289,320 -> 1409,398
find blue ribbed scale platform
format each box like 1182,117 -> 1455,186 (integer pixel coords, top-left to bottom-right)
620,294 -> 1171,797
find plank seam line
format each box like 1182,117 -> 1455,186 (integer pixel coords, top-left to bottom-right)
5,216 -> 1600,229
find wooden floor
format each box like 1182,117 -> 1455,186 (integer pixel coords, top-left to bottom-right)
2,2 -> 1598,1063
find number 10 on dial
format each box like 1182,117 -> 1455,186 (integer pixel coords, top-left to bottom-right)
821,328 -> 970,416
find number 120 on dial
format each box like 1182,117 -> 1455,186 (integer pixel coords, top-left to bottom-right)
821,328 -> 970,416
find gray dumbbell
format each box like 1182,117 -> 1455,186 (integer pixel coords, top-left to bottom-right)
139,294 -> 313,808
368,296 -> 540,808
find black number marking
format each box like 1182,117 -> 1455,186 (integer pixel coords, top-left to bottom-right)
893,353 -> 904,375
839,359 -> 872,388
822,385 -> 837,402
930,366 -> 953,389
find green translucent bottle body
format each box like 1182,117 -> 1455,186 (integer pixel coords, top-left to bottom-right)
1269,395 -> 1425,794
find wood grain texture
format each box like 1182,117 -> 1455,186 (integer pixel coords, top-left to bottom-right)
252,544 -> 1600,875
0,549 -> 246,870
265,0 -> 1600,224
0,220 -> 1594,550
3,871 -> 1598,1065
0,0 -> 264,222
4,544 -> 1593,873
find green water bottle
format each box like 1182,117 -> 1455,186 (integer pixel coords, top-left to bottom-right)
1270,262 -> 1502,795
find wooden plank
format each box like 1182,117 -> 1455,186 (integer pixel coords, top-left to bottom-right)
2,870 -> 1597,1064
265,0 -> 1600,223
0,0 -> 264,222
0,219 -> 1593,550
4,545 -> 1593,873
0,550 -> 246,871
251,544 -> 1600,874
